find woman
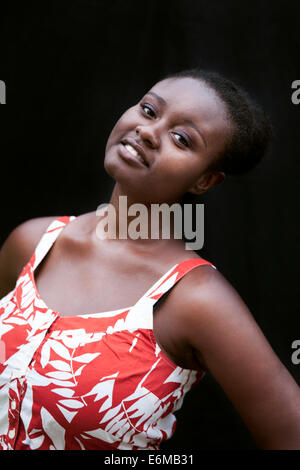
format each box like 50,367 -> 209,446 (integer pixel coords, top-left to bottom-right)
0,69 -> 299,450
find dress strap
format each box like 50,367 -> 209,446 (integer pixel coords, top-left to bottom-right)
138,258 -> 217,310
30,215 -> 76,271
121,258 -> 217,332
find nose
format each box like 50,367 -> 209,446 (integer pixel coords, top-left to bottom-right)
135,124 -> 160,149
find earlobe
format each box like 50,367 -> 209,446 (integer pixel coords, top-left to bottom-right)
187,183 -> 207,196
187,171 -> 226,195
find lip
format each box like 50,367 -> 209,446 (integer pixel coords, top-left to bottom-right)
120,138 -> 149,167
117,143 -> 148,169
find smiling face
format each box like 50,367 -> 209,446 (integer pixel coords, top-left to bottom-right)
104,77 -> 232,204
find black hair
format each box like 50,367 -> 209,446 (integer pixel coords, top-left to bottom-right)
163,68 -> 273,176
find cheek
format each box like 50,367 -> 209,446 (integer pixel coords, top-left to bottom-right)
105,119 -> 122,147
157,149 -> 206,177
106,108 -> 138,149
150,154 -> 204,191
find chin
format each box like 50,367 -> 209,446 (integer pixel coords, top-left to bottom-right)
103,153 -> 131,188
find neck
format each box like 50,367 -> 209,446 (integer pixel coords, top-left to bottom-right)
93,183 -> 182,246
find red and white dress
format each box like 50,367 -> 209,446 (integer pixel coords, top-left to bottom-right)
0,216 -> 216,450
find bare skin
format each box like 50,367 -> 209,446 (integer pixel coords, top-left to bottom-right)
1,77 -> 300,449
0,212 -> 206,370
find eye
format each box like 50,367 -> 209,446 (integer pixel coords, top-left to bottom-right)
172,132 -> 190,148
140,103 -> 156,118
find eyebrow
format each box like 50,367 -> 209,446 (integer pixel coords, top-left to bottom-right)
147,91 -> 167,106
146,91 -> 207,148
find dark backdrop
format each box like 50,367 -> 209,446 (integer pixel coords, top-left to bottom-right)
0,0 -> 299,450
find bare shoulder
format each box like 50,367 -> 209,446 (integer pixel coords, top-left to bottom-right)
174,261 -> 253,321
173,263 -> 260,351
168,262 -> 260,370
0,215 -> 60,297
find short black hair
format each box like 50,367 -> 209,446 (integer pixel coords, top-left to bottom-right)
163,68 -> 273,176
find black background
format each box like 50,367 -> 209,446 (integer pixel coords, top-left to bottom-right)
0,0 -> 299,450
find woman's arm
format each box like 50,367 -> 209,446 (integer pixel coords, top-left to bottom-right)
0,216 -> 58,298
179,266 -> 300,450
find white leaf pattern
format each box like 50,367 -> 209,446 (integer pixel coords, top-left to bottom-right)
59,399 -> 85,409
4,317 -> 27,325
51,388 -> 75,398
40,343 -> 50,368
27,434 -> 45,449
40,407 -> 65,450
49,360 -> 72,372
74,365 -> 86,376
72,353 -> 101,363
46,371 -> 73,380
74,436 -> 85,450
48,340 -> 71,360
57,405 -> 78,423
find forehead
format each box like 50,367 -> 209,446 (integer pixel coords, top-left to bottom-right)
148,77 -> 231,140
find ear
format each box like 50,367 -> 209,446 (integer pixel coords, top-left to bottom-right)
187,171 -> 226,195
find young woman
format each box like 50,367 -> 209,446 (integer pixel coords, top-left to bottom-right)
0,69 -> 299,451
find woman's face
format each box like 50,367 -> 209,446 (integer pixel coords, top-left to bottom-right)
104,77 -> 231,204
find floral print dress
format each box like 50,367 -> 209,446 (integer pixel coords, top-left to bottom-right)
0,216 -> 216,450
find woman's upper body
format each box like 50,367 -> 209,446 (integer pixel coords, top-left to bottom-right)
0,70 -> 300,450
1,212 -> 300,450
0,214 -> 215,450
